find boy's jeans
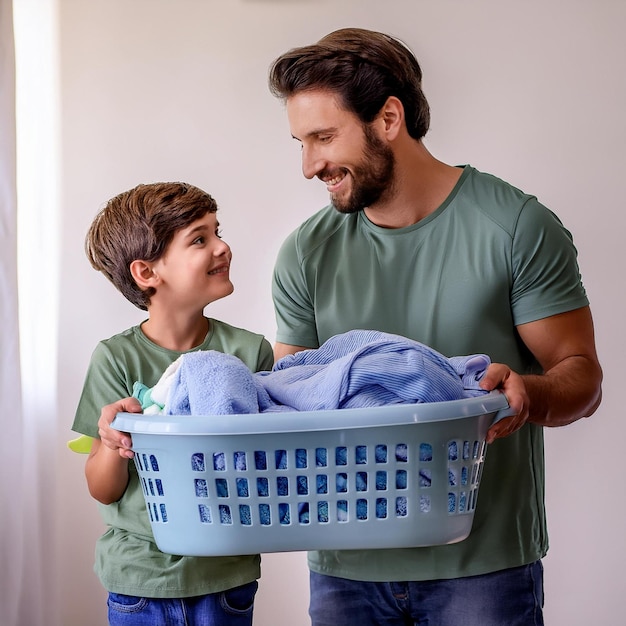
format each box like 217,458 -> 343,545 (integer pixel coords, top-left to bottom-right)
309,561 -> 544,626
107,580 -> 257,626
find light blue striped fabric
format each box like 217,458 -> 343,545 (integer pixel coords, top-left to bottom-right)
256,330 -> 490,412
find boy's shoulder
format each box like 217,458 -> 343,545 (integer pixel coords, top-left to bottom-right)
208,318 -> 273,372
209,318 -> 266,341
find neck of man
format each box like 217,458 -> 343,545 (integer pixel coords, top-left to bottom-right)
364,140 -> 463,229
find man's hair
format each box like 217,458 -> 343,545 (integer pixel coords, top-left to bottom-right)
85,182 -> 218,310
268,27 -> 430,140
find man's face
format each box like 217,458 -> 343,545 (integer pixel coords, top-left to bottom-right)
286,90 -> 395,213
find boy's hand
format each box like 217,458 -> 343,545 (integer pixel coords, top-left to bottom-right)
98,397 -> 142,459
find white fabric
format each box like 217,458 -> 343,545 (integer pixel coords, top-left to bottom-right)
0,1 -> 47,623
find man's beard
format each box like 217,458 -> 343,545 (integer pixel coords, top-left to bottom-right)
329,125 -> 396,214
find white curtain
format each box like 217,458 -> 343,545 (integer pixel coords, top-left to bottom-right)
1,1 -> 49,623
0,1 -> 24,621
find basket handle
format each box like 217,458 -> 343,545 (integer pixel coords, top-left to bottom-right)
491,403 -> 518,426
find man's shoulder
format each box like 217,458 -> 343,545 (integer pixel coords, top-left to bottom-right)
460,166 -> 541,235
286,204 -> 353,258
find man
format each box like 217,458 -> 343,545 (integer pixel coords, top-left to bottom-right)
268,27 -> 602,625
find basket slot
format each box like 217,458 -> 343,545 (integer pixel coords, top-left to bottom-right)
254,451 -> 267,470
395,444 -> 408,462
192,453 -> 205,472
375,471 -> 387,490
259,503 -> 271,525
419,443 -> 433,462
297,476 -> 308,495
240,504 -> 251,525
257,477 -> 269,497
276,476 -> 288,496
356,472 -> 367,491
275,450 -> 287,470
316,474 -> 328,494
219,505 -> 232,524
298,502 -> 310,524
236,477 -> 249,497
336,473 -> 348,493
195,479 -> 208,498
355,445 -> 367,464
296,449 -> 307,468
336,447 -> 347,465
376,498 -> 388,518
375,445 -> 387,463
315,448 -> 327,467
215,478 -> 228,497
396,496 -> 408,517
234,451 -> 247,470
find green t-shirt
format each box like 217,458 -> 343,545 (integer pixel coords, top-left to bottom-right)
72,318 -> 274,597
272,165 -> 589,581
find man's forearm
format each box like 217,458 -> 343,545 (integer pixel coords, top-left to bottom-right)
523,355 -> 602,427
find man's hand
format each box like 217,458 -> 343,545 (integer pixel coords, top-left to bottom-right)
480,363 -> 530,444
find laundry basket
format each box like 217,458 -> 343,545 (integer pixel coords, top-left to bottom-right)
112,391 -> 512,557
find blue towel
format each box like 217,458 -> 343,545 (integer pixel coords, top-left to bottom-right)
164,351 -> 261,416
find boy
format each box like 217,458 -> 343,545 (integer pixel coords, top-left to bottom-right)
71,182 -> 274,625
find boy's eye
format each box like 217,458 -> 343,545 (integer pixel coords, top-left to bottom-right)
192,236 -> 205,245
215,229 -> 223,239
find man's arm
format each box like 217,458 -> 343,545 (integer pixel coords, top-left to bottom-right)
481,306 -> 602,441
274,342 -> 311,362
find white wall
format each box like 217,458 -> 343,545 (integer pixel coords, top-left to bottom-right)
53,1 -> 625,624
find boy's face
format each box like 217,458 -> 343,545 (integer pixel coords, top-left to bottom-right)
151,212 -> 233,309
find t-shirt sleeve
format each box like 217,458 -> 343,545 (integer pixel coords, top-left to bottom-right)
71,341 -> 135,438
511,198 -> 589,326
257,338 -> 275,371
272,230 -> 320,348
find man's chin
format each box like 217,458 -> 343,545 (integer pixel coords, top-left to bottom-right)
330,195 -> 362,215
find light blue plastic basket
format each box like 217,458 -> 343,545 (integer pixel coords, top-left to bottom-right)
112,391 -> 512,557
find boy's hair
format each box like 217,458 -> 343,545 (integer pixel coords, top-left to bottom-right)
85,182 -> 218,310
268,27 -> 430,141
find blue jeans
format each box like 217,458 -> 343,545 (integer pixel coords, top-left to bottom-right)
309,561 -> 544,626
107,581 -> 258,626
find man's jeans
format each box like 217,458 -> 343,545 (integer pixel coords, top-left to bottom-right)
107,580 -> 257,626
309,561 -> 544,626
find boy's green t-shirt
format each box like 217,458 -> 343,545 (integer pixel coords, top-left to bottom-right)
72,318 -> 274,598
272,165 -> 589,581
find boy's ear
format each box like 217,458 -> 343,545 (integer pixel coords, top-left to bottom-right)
130,260 -> 160,289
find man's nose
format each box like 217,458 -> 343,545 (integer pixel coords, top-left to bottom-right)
301,145 -> 324,180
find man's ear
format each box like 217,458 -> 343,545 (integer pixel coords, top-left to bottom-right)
130,259 -> 160,290
379,96 -> 404,140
